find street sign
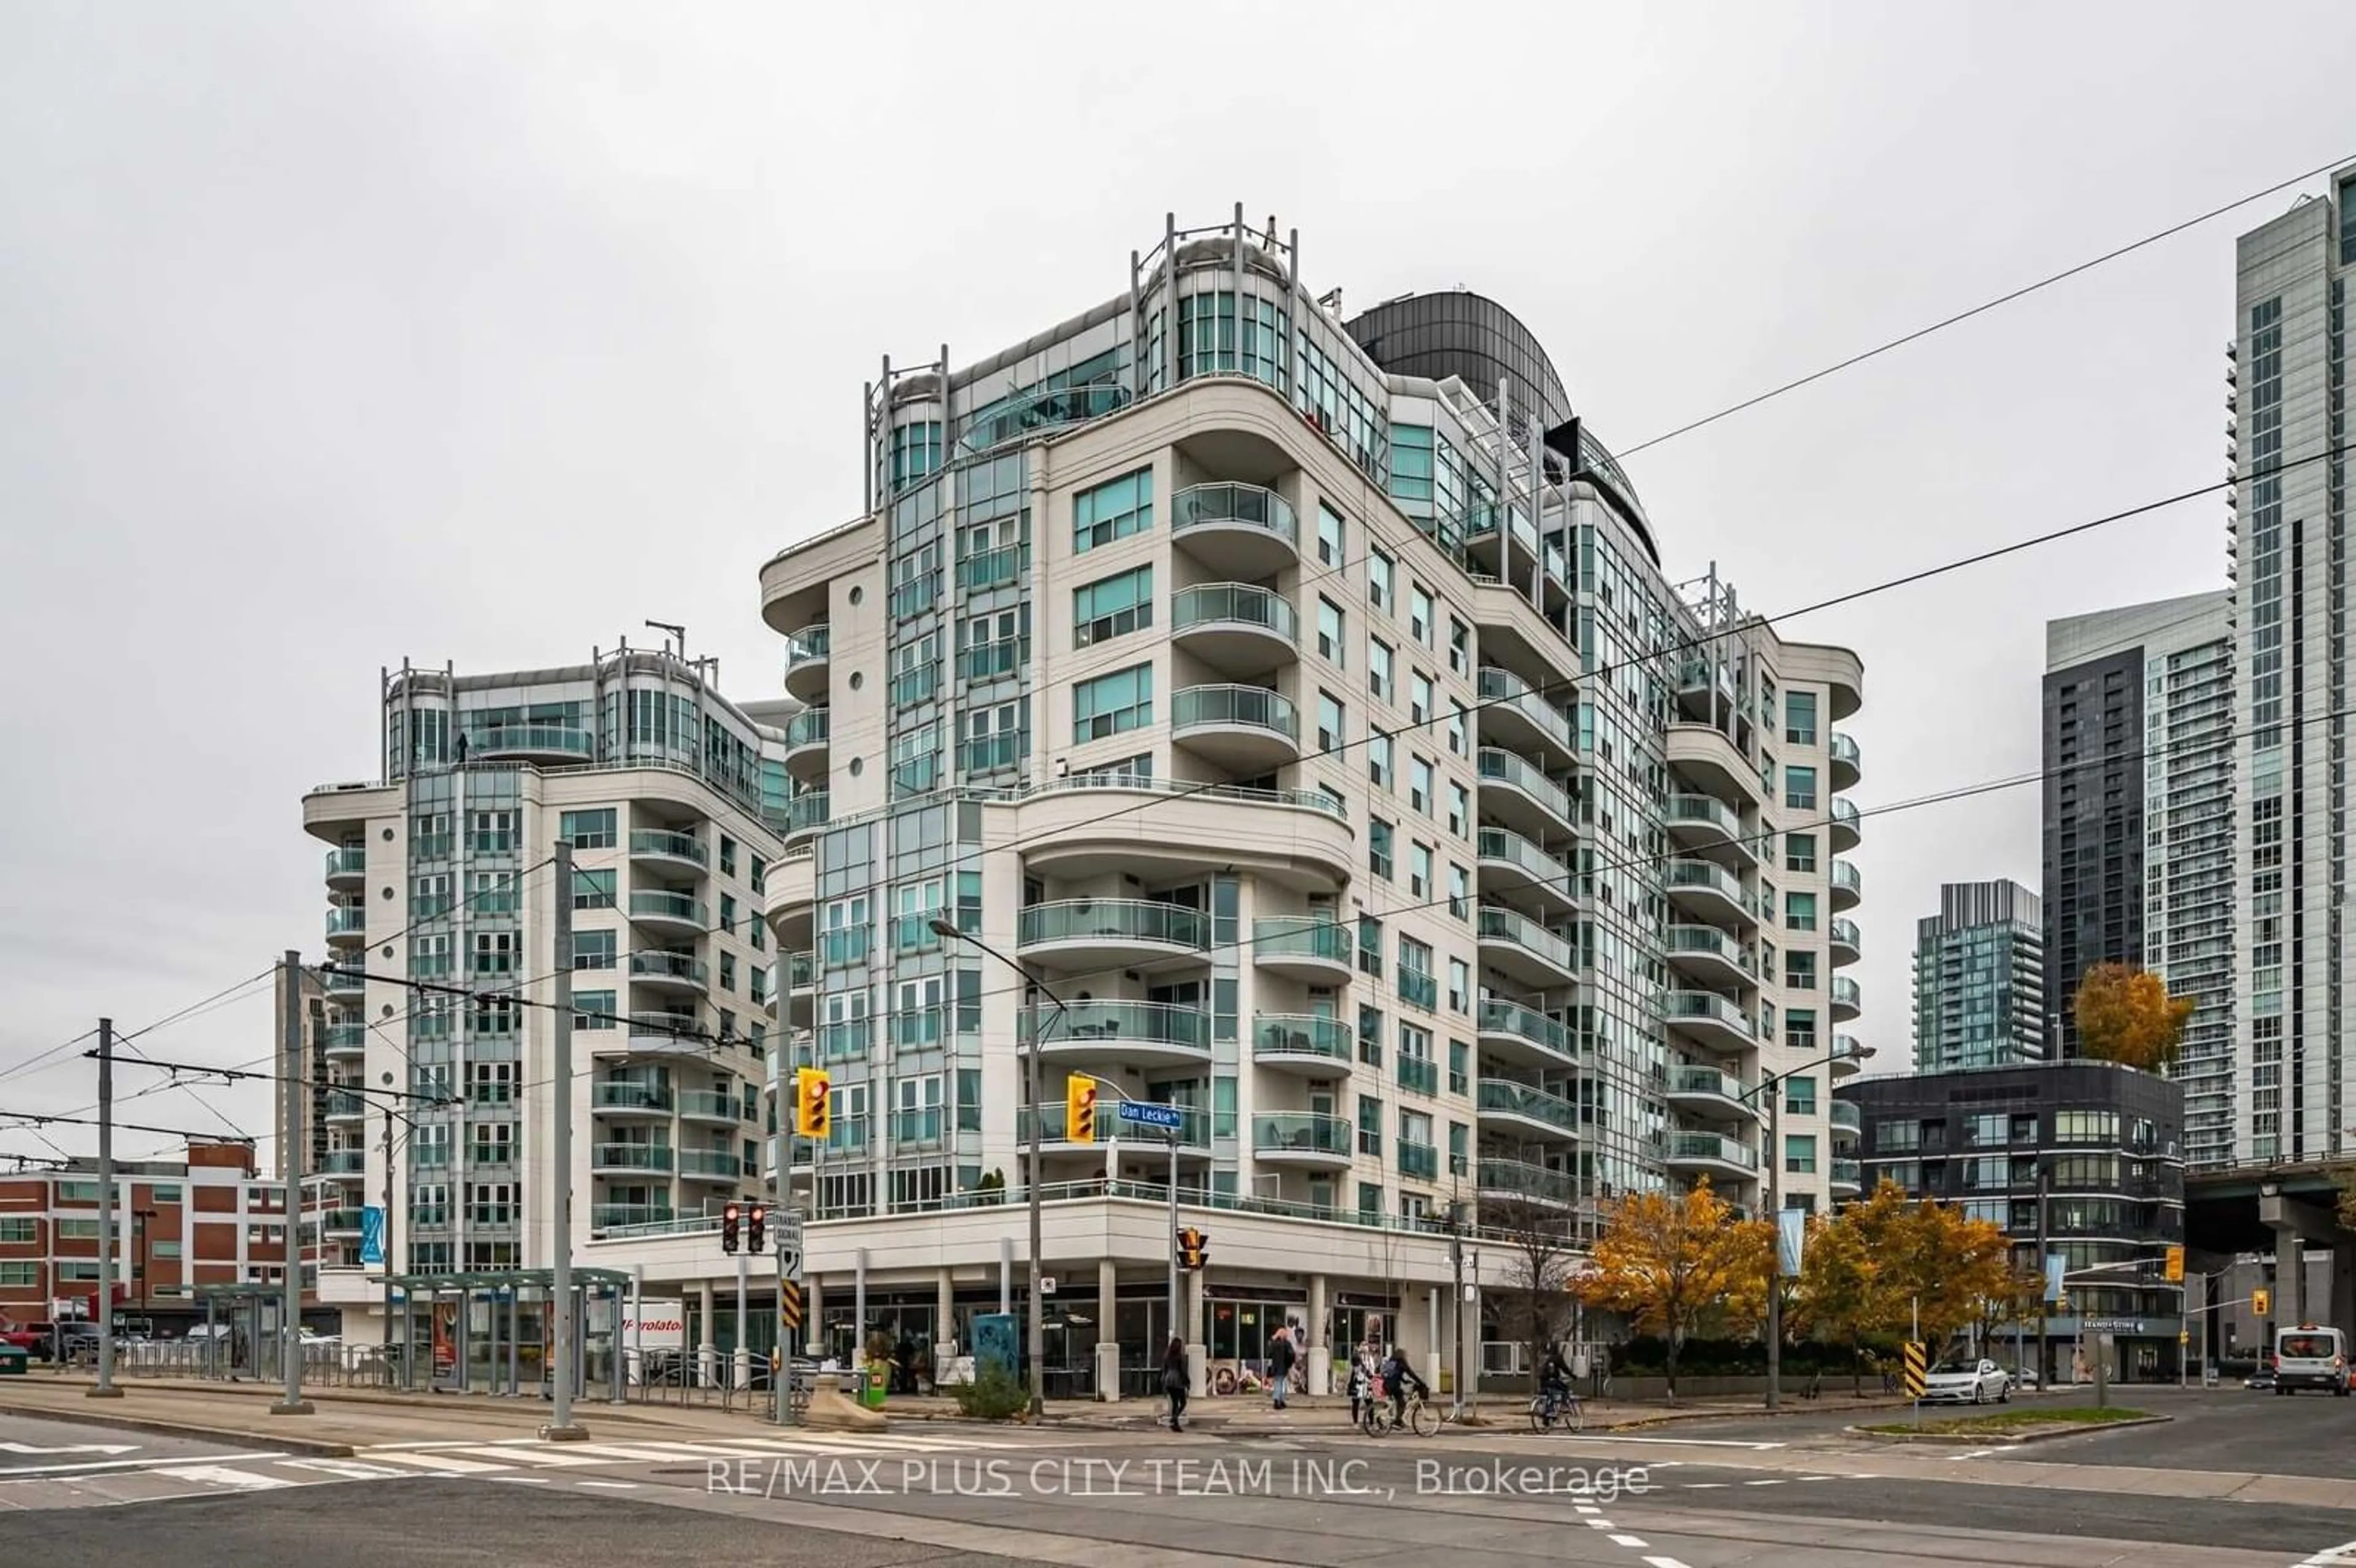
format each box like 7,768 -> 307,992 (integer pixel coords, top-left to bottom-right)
1118,1100 -> 1185,1131
1901,1341 -> 1927,1400
1039,1276 -> 1058,1296
779,1280 -> 804,1333
772,1212 -> 804,1256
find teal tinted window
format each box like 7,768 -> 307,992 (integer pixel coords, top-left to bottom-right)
1073,664 -> 1153,742
1074,566 -> 1153,648
1074,469 -> 1153,552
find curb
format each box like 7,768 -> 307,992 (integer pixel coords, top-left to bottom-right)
1846,1413 -> 2172,1445
0,1398 -> 358,1456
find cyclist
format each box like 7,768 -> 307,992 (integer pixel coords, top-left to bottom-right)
1381,1344 -> 1429,1429
1538,1343 -> 1573,1417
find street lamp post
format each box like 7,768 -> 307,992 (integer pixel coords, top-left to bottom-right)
1741,1042 -> 1875,1410
932,917 -> 1058,1421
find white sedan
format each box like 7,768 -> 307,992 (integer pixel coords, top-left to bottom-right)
1920,1358 -> 2011,1405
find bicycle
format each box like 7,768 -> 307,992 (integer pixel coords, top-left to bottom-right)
1528,1386 -> 1584,1433
1363,1384 -> 1439,1437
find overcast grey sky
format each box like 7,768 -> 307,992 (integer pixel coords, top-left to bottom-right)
3,2 -> 2350,1161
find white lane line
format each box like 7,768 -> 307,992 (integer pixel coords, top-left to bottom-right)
2296,1543 -> 2356,1568
576,1480 -> 639,1490
1798,1474 -> 1838,1482
1744,1478 -> 1788,1486
1585,1518 -> 1615,1530
151,1464 -> 298,1491
277,1459 -> 417,1480
0,1452 -> 288,1479
1564,1436 -> 1784,1450
1680,1482 -> 1730,1489
1644,1558 -> 1695,1568
1574,1503 -> 1600,1514
364,1450 -> 510,1474
454,1447 -> 610,1468
488,1475 -> 551,1485
1609,1535 -> 1649,1549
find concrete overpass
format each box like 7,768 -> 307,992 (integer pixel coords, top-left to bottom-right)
2187,1161 -> 2355,1330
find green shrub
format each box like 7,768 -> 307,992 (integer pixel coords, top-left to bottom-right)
952,1362 -> 1028,1420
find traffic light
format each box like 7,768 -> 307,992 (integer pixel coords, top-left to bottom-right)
2164,1245 -> 2184,1283
795,1067 -> 831,1138
2254,1286 -> 2272,1318
1067,1073 -> 1099,1144
722,1201 -> 742,1255
1176,1226 -> 1207,1271
748,1204 -> 767,1253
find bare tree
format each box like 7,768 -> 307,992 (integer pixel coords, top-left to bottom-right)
1481,1193 -> 1580,1377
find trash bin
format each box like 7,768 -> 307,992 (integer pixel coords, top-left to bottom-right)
0,1344 -> 28,1377
859,1367 -> 888,1410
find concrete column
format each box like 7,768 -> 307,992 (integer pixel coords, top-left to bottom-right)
2277,1231 -> 2304,1328
1095,1258 -> 1120,1402
696,1280 -> 716,1388
2333,1245 -> 2356,1337
937,1268 -> 955,1356
1184,1268 -> 1206,1397
1426,1286 -> 1440,1370
806,1276 -> 827,1361
1305,1274 -> 1330,1395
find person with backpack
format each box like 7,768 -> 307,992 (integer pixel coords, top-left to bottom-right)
1267,1324 -> 1295,1411
1160,1335 -> 1188,1432
1381,1343 -> 1428,1428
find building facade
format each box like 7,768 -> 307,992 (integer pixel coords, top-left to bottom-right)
1838,1061 -> 2187,1383
746,209 -> 1868,1393
1910,881 -> 2044,1073
2043,593 -> 2235,1163
2231,169 -> 2356,1166
299,642 -> 787,1302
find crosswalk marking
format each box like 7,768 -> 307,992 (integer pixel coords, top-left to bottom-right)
278,1459 -> 415,1481
472,1447 -> 615,1469
152,1464 -> 299,1490
365,1450 -> 510,1475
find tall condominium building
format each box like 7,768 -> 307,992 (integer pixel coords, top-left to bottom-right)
273,959 -> 331,1180
300,643 -> 785,1299
749,211 -> 1867,1385
2043,593 -> 2235,1164
1910,880 -> 2045,1072
2230,169 -> 2355,1164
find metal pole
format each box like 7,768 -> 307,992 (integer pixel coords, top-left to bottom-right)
545,839 -> 587,1439
383,1104 -> 396,1358
88,1017 -> 120,1399
2035,1166 -> 2050,1388
1027,1003 -> 1047,1419
273,951 -> 312,1414
1167,1129 -> 1179,1358
736,1250 -> 750,1393
1765,1072 -> 1781,1410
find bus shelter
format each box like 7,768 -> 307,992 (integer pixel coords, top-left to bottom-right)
189,1282 -> 295,1382
386,1267 -> 630,1401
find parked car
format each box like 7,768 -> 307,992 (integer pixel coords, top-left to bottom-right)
2272,1326 -> 2350,1396
0,1322 -> 47,1359
1920,1357 -> 2011,1405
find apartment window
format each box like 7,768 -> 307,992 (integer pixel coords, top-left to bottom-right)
560,809 -> 615,849
1784,766 -> 1817,811
1447,782 -> 1469,838
963,701 -> 1025,773
1317,502 -> 1344,567
152,1241 -> 182,1261
1368,732 -> 1393,790
573,990 -> 616,1031
1409,756 -> 1433,815
718,836 -> 737,877
1357,1095 -> 1384,1156
720,952 -> 737,993
1358,915 -> 1384,977
1369,548 -> 1394,613
1368,637 -> 1394,703
1074,565 -> 1153,648
1782,1075 -> 1817,1116
2055,1110 -> 2120,1143
1369,818 -> 1395,880
1784,891 -> 1817,932
1074,467 -> 1153,552
1447,701 -> 1468,758
1358,1182 -> 1384,1220
962,607 -> 1026,682
1409,585 -> 1434,646
1784,1134 -> 1818,1175
1317,691 -> 1345,752
572,869 -> 615,911
1447,957 -> 1470,1012
720,893 -> 737,933
1785,833 -> 1817,874
0,1218 -> 33,1243
1447,618 -> 1469,677
56,1220 -> 100,1240
1410,670 -> 1433,726
1447,1118 -> 1468,1175
1358,1004 -> 1385,1064
469,1061 -> 517,1104
471,931 -> 515,976
1877,1121 -> 1922,1153
470,1123 -> 516,1165
574,929 -> 615,970
1784,691 -> 1818,747
0,1262 -> 37,1288
1318,599 -> 1345,665
1408,841 -> 1432,899
1447,865 -> 1469,921
1785,1009 -> 1817,1051
1448,1039 -> 1469,1096
470,809 -> 515,853
1073,664 -> 1153,742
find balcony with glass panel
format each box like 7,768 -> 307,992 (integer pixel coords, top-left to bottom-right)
1663,858 -> 1757,931
1398,1140 -> 1439,1182
323,1148 -> 368,1175
1828,796 -> 1861,852
321,1023 -> 366,1062
1664,720 -> 1760,809
1250,1112 -> 1354,1170
629,950 -> 709,996
782,706 -> 831,782
323,1090 -> 366,1124
323,1208 -> 366,1237
1021,1100 -> 1208,1155
959,383 -> 1130,458
1830,975 -> 1862,1021
677,1090 -> 738,1125
1829,1100 -> 1862,1143
1674,658 -> 1736,723
956,542 -> 1027,594
1250,917 -> 1352,983
628,890 -> 709,937
472,724 -> 596,764
1665,1064 -> 1752,1123
1828,917 -> 1860,967
1477,748 -> 1575,839
591,1082 -> 674,1118
1830,1157 -> 1863,1196
783,789 -> 830,846
1476,826 -> 1576,915
1172,584 -> 1299,676
1476,1079 -> 1579,1143
1662,793 -> 1754,866
325,905 -> 366,948
1477,1158 -> 1577,1208
591,1204 -> 676,1232
1663,924 -> 1755,992
1172,683 -> 1299,772
677,1148 -> 744,1183
1828,731 -> 1861,791
1831,1033 -> 1866,1077
781,623 -> 831,702
620,1011 -> 707,1058
1252,1013 -> 1353,1076
1666,1130 -> 1760,1182
324,963 -> 364,1002
629,829 -> 709,876
1171,481 -> 1299,577
1830,858 -> 1862,910
1017,898 -> 1210,975
1476,1001 -> 1578,1073
1476,905 -> 1578,991
323,846 -> 366,889
1476,667 -> 1577,769
1020,999 -> 1212,1072
1661,991 -> 1757,1056
591,1143 -> 676,1177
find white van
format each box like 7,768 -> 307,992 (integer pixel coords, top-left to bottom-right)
2272,1324 -> 2349,1395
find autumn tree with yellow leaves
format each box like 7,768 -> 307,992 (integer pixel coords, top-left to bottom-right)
1573,1180 -> 1769,1401
2073,961 -> 2196,1071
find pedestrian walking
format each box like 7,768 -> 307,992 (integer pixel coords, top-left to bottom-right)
1161,1335 -> 1188,1432
1268,1324 -> 1295,1411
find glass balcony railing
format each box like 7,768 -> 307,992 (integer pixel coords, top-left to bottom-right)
817,1017 -> 872,1062
472,724 -> 595,759
323,847 -> 366,880
1477,748 -> 1573,822
1253,1013 -> 1353,1066
323,1091 -> 366,1118
1663,793 -> 1741,838
627,1012 -> 701,1043
1396,1054 -> 1439,1096
787,791 -> 830,834
677,1090 -> 736,1120
957,543 -> 1027,593
1020,999 -> 1211,1048
592,1083 -> 673,1112
1829,731 -> 1861,772
782,623 -> 830,672
1831,976 -> 1863,1010
1829,797 -> 1861,836
321,1024 -> 366,1053
323,1149 -> 368,1175
1477,1159 -> 1577,1204
591,1144 -> 675,1173
1477,1001 -> 1574,1060
629,951 -> 708,986
1171,482 -> 1298,545
1663,925 -> 1752,972
959,383 -> 1130,456
1398,1140 -> 1439,1181
892,1107 -> 947,1145
787,953 -> 815,990
629,829 -> 707,866
820,927 -> 869,967
1476,826 -> 1570,885
1017,899 -> 1210,951
785,707 -> 831,751
592,1204 -> 675,1230
1669,1131 -> 1758,1170
1476,667 -> 1574,749
1476,905 -> 1576,972
1396,966 -> 1439,1012
1830,917 -> 1861,952
1662,991 -> 1753,1035
1663,858 -> 1747,907
325,907 -> 366,940
1253,917 -> 1351,964
677,1148 -> 742,1178
1831,1157 -> 1863,1187
630,891 -> 709,927
1172,583 -> 1299,643
1668,1064 -> 1745,1102
1830,1101 -> 1862,1134
1172,683 -> 1298,741
1831,859 -> 1863,897
1023,1101 -> 1207,1145
1477,1079 -> 1577,1132
1252,1112 -> 1353,1157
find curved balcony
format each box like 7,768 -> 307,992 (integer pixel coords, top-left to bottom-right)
472,724 -> 596,764
677,1090 -> 739,1126
623,1012 -> 706,1057
783,790 -> 830,847
1666,1130 -> 1760,1183
1477,748 -> 1575,839
323,1149 -> 367,1177
782,707 -> 831,783
324,965 -> 364,1003
1830,975 -> 1862,1021
1008,772 -> 1353,892
324,905 -> 367,948
1020,1100 -> 1209,1155
1252,1013 -> 1353,1077
1828,796 -> 1861,852
323,847 -> 366,890
1022,999 -> 1213,1072
629,829 -> 708,876
1831,1034 -> 1865,1077
1663,925 -> 1755,991
1830,859 -> 1862,911
1171,585 -> 1299,676
1666,1064 -> 1752,1122
958,382 -> 1130,457
1830,1100 -> 1862,1143
1017,898 -> 1211,974
321,1024 -> 366,1062
781,624 -> 833,703
1250,917 -> 1353,983
1476,1080 -> 1579,1143
323,1208 -> 365,1238
1171,481 -> 1299,578
1830,1157 -> 1864,1196
591,1143 -> 676,1177
1172,683 -> 1299,773
591,1204 -> 675,1232
1476,905 -> 1578,991
1828,917 -> 1860,967
1828,731 -> 1861,791
1664,721 -> 1760,809
677,1148 -> 744,1184
1476,667 -> 1577,769
1250,1112 -> 1354,1170
323,1091 -> 366,1125
1663,859 -> 1758,931
1477,1001 -> 1578,1072
1477,1158 -> 1577,1208
591,1082 -> 674,1118
628,891 -> 709,937
1476,826 -> 1576,915
1662,991 -> 1757,1056
629,951 -> 709,995
1662,793 -> 1754,866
